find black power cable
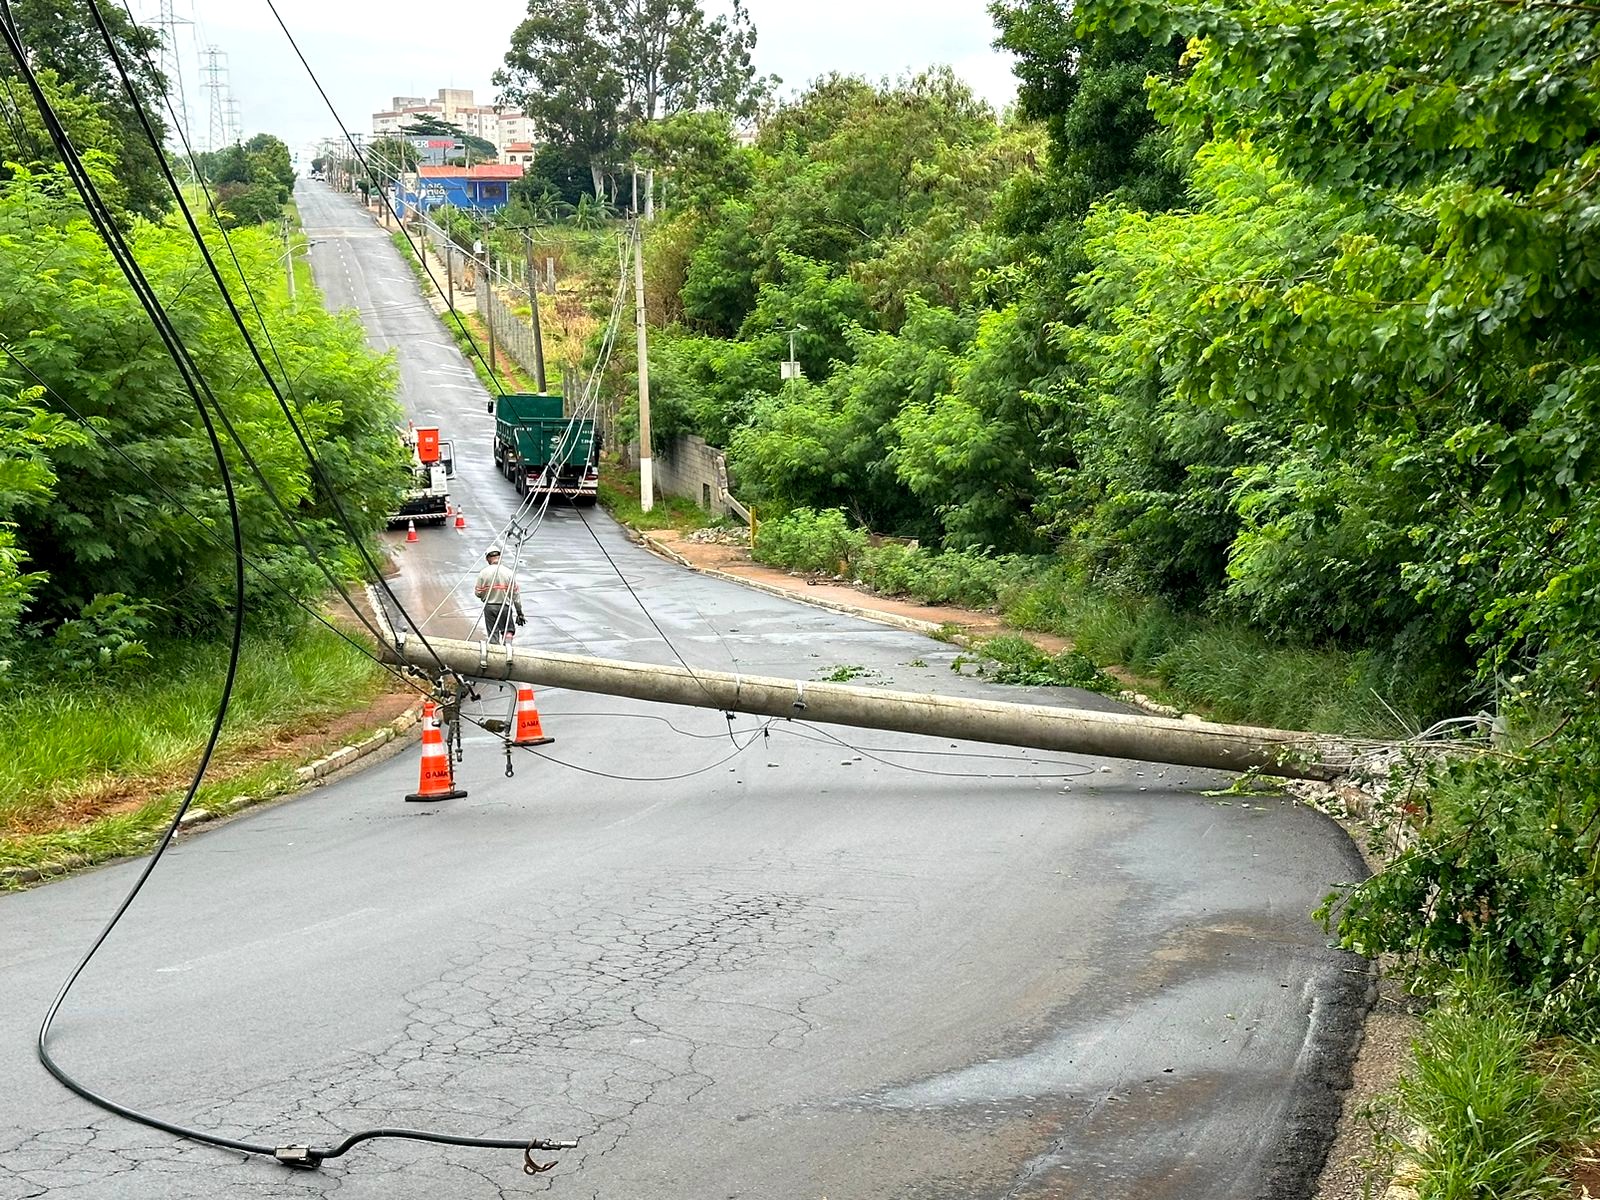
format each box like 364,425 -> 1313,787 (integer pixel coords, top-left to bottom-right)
87,0 -> 456,686
0,336 -> 444,707
0,0 -> 253,1156
262,0 -> 507,399
0,4 -> 572,1172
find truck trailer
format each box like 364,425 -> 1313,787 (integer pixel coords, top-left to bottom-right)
492,393 -> 599,505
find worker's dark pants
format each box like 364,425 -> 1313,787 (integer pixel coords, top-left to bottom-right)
483,603 -> 515,644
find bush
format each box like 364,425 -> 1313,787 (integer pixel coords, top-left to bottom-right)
1322,717 -> 1600,1034
753,507 -> 867,574
854,544 -> 1037,609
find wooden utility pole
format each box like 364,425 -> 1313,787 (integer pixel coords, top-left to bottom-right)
388,635 -> 1348,781
525,237 -> 547,392
633,217 -> 654,513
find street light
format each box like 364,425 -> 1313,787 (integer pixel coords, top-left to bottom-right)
781,324 -> 806,381
275,234 -> 318,301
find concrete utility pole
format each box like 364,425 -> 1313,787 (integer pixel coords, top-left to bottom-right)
390,637 -> 1348,781
633,217 -> 654,513
282,218 -> 295,301
525,237 -> 547,392
484,249 -> 497,378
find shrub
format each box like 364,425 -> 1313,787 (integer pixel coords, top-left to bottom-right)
753,507 -> 867,574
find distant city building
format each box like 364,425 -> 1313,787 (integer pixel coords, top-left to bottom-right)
395,162 -> 526,218
501,141 -> 537,167
371,88 -> 536,156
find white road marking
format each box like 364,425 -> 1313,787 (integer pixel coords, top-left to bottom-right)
155,907 -> 382,973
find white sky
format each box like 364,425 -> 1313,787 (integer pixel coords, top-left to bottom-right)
127,1 -> 1018,163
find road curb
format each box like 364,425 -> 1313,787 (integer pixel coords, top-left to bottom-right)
0,705 -> 427,890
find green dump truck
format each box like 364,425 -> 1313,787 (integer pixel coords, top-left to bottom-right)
492,392 -> 600,505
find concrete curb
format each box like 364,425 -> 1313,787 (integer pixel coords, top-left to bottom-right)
0,705 -> 427,890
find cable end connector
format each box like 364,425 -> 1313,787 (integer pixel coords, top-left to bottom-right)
274,1145 -> 322,1170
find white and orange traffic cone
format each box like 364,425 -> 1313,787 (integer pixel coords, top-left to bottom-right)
405,701 -> 467,802
508,683 -> 553,747
455,507 -> 467,531
406,519 -> 418,543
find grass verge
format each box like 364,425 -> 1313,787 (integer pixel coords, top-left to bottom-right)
749,509 -> 1428,736
1381,962 -> 1600,1199
2,621 -> 398,881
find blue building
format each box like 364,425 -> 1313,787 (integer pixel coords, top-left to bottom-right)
396,163 -> 524,218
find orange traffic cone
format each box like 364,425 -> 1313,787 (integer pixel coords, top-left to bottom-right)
405,701 -> 467,802
455,507 -> 467,531
406,520 -> 418,543
509,683 -> 553,746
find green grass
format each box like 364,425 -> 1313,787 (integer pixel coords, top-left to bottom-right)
999,570 -> 1429,736
1390,963 -> 1600,1199
2,623 -> 390,876
597,459 -> 717,532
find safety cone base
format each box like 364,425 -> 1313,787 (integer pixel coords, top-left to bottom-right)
405,787 -> 468,803
517,735 -> 554,748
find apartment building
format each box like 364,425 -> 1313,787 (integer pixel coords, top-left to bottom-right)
371,88 -> 537,156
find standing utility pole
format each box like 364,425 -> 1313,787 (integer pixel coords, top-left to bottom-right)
525,236 -> 547,392
633,218 -> 654,513
282,218 -> 295,301
484,248 -> 497,379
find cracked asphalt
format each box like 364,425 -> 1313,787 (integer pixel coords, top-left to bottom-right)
0,182 -> 1371,1199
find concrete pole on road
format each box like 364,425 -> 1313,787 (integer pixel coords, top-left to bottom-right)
633,217 -> 654,513
389,635 -> 1349,781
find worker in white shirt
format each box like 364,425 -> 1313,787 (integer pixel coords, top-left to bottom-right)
473,547 -> 525,643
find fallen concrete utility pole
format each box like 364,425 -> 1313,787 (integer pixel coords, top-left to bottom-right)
389,634 -> 1350,781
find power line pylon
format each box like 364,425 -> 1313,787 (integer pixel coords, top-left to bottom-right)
152,0 -> 192,154
200,45 -> 230,153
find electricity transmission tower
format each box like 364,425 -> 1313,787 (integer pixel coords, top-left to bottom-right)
152,0 -> 192,152
200,45 -> 232,153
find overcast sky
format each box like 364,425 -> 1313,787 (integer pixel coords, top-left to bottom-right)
127,1 -> 1018,162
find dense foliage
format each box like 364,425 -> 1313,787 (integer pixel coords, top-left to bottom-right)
495,0 -> 770,201
0,148 -> 403,671
596,0 -> 1600,1032
192,133 -> 297,227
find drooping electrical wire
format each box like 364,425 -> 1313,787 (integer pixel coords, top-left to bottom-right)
261,0 -> 507,399
90,0 -> 457,684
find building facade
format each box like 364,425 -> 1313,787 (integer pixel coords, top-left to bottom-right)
394,163 -> 526,218
371,89 -> 536,156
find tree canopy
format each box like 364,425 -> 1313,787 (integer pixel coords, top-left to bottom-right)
495,0 -> 771,198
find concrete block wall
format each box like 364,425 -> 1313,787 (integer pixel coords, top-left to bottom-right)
654,434 -> 732,512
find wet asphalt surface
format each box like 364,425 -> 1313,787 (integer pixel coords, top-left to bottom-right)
0,182 -> 1371,1199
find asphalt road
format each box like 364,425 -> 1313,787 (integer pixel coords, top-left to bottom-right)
0,182 -> 1371,1200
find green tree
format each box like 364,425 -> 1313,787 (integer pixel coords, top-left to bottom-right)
0,0 -> 170,217
496,0 -> 770,199
0,167 -> 405,645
